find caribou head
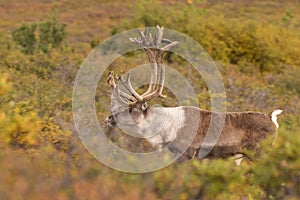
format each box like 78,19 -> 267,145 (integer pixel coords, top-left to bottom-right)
106,26 -> 179,138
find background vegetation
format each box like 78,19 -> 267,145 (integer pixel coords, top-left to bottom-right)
0,0 -> 300,199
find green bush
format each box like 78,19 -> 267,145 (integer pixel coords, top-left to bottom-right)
11,24 -> 37,54
11,17 -> 66,54
38,17 -> 66,52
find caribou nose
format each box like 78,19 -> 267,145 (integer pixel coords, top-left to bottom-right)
105,116 -> 112,125
106,115 -> 116,127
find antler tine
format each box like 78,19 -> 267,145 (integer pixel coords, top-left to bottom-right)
119,73 -> 143,102
156,25 -> 164,48
153,32 -> 158,46
120,92 -> 137,103
107,71 -> 127,104
137,28 -> 145,38
144,27 -> 149,39
117,71 -> 162,104
129,37 -> 142,46
162,38 -> 172,44
107,71 -> 116,91
157,64 -> 166,98
107,71 -> 136,105
112,85 -> 132,105
125,26 -> 179,103
161,41 -> 179,51
129,26 -> 178,49
149,33 -> 154,46
142,51 -> 168,99
142,48 -> 158,95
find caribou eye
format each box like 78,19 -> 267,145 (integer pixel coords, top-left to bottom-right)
128,108 -> 132,113
141,103 -> 148,111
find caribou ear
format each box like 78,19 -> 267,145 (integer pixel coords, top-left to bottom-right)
141,102 -> 148,111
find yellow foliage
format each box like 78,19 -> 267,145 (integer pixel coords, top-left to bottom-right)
0,74 -> 71,149
0,106 -> 42,148
40,122 -> 72,151
0,74 -> 10,96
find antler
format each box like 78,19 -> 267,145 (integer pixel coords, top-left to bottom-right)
107,71 -> 137,105
129,26 -> 178,98
109,26 -> 178,106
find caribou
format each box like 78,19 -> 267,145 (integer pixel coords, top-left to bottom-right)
105,26 -> 282,163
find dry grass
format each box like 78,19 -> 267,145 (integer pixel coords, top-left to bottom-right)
1,0 -> 299,43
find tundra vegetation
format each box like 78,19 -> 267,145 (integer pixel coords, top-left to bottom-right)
0,0 -> 299,199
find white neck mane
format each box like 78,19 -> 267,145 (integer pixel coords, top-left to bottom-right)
142,107 -> 185,148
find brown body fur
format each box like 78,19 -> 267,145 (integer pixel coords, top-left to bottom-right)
169,106 -> 276,159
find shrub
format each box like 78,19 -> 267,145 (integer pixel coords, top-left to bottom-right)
11,17 -> 66,54
0,74 -> 71,149
38,17 -> 67,52
0,74 -> 41,148
11,23 -> 37,54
